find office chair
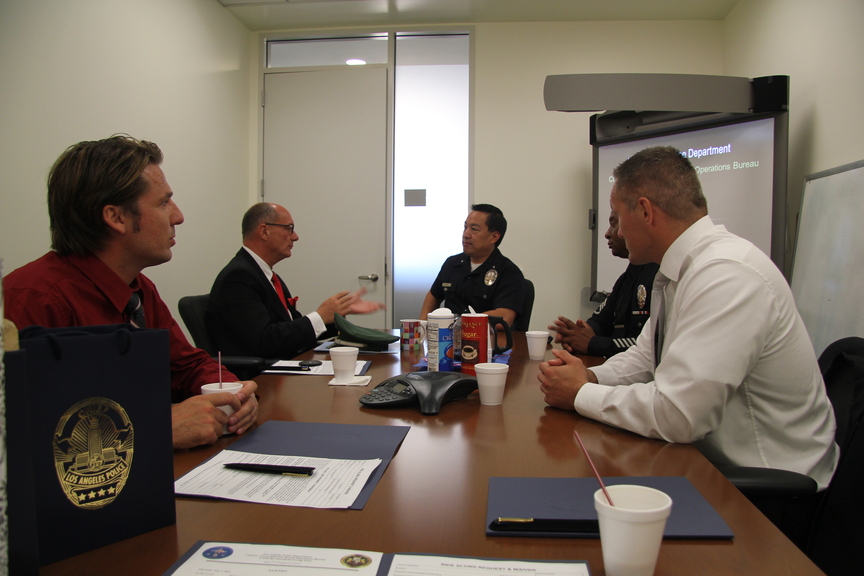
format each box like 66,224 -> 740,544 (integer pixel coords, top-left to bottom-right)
513,279 -> 535,331
719,337 -> 864,572
804,337 -> 864,575
177,294 -> 272,380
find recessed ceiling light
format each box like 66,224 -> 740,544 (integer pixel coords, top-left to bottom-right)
346,59 -> 367,66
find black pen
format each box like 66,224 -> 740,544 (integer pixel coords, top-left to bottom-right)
224,463 -> 315,476
270,365 -> 311,372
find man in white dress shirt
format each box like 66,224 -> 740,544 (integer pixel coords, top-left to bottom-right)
538,146 -> 838,495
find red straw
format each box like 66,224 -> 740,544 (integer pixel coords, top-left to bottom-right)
574,430 -> 614,506
218,351 -> 223,389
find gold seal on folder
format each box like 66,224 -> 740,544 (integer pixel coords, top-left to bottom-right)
53,397 -> 134,509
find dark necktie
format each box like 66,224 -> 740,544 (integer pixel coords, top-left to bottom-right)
652,274 -> 668,367
125,291 -> 146,328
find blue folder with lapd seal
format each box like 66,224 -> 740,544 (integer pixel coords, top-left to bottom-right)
486,476 -> 733,539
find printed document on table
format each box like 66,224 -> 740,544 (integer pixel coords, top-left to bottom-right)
175,450 -> 382,509
162,542 -> 590,576
387,555 -> 590,576
165,542 -> 383,576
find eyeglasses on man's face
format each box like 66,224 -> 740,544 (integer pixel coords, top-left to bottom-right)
265,222 -> 295,234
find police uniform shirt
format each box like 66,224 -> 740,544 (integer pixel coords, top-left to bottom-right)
429,248 -> 526,319
586,262 -> 659,357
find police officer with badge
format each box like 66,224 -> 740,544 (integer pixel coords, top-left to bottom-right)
549,211 -> 659,357
420,204 -> 526,328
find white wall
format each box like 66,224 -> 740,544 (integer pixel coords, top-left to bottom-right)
472,21 -> 724,327
723,0 -> 864,265
0,0 -> 251,331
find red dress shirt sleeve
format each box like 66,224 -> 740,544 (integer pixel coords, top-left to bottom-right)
3,252 -> 237,403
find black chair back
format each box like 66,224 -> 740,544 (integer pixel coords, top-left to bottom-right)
514,279 -> 534,331
807,337 -> 864,575
177,294 -> 270,381
178,294 -> 217,354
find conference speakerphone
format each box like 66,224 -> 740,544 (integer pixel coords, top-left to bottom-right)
360,372 -> 478,415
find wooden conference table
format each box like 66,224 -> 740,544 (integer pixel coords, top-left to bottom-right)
43,334 -> 825,576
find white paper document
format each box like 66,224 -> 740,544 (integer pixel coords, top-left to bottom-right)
174,450 -> 382,509
167,542 -> 383,576
265,360 -> 368,375
165,543 -> 589,576
388,555 -> 590,576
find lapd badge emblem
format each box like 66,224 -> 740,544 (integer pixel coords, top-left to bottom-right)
341,554 -> 374,568
53,397 -> 134,509
637,284 -> 647,309
484,269 -> 498,286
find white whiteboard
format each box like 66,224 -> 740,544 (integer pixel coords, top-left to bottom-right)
791,159 -> 864,357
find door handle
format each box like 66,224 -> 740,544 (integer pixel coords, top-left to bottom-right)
358,273 -> 379,282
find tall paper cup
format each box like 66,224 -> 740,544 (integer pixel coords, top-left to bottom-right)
474,363 -> 509,406
526,330 -> 549,360
330,346 -> 359,384
201,382 -> 243,434
594,485 -> 672,576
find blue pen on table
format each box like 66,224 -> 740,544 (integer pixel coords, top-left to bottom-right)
224,463 -> 315,476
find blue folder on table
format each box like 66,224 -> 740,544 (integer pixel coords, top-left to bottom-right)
222,420 -> 410,509
486,476 -> 733,539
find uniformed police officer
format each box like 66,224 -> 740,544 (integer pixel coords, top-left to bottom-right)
549,211 -> 658,357
420,204 -> 526,328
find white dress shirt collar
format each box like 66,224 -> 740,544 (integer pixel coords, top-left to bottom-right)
243,246 -> 274,282
659,215 -> 716,283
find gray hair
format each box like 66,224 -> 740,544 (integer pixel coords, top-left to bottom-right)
241,203 -> 279,238
612,146 -> 707,222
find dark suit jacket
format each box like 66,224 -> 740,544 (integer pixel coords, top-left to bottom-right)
205,248 -> 334,358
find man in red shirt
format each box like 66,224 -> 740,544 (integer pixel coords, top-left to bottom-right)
4,135 -> 258,449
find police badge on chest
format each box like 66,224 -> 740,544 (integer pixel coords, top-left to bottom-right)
485,269 -> 498,286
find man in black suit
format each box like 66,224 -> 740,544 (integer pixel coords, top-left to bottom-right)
206,203 -> 384,358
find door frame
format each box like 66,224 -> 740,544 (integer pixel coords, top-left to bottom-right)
253,28 -> 475,329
